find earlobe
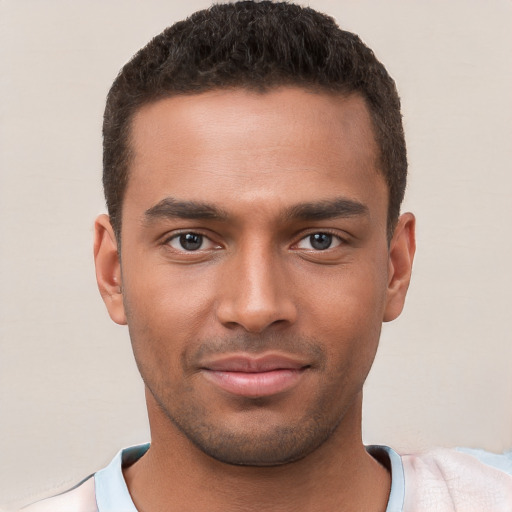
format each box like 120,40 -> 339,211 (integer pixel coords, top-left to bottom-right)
93,214 -> 127,325
383,212 -> 416,322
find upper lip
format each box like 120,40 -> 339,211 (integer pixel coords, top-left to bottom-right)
201,353 -> 310,372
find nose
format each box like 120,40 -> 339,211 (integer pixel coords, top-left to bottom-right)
216,243 -> 298,333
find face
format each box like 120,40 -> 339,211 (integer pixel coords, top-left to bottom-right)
95,87 -> 414,466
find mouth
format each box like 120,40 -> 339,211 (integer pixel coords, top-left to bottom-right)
199,354 -> 311,398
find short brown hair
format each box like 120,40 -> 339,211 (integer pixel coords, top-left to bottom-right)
103,1 -> 407,241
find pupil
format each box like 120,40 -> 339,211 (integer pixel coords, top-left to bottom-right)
180,233 -> 202,251
310,233 -> 332,250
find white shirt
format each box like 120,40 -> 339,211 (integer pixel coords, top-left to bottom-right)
22,443 -> 512,511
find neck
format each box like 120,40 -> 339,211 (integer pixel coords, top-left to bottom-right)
124,391 -> 390,512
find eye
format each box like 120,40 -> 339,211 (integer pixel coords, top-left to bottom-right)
296,232 -> 342,251
167,232 -> 217,252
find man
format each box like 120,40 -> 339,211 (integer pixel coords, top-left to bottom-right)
22,1 -> 512,511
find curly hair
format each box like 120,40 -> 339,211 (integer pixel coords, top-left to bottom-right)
103,1 -> 407,241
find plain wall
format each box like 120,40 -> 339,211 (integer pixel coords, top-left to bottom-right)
1,0 -> 511,508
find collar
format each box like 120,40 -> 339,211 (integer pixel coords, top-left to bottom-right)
94,443 -> 404,511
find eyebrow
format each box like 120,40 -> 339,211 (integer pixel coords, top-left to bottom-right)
144,197 -> 228,222
144,196 -> 369,224
283,198 -> 369,221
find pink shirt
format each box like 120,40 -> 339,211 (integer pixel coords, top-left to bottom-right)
22,444 -> 512,511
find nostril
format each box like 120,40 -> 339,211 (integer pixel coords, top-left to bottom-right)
216,261 -> 298,332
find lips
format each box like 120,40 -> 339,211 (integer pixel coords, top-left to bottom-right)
200,354 -> 310,398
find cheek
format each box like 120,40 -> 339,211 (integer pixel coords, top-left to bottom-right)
121,273 -> 202,377
123,257 -> 217,332
302,261 -> 388,329
302,262 -> 388,369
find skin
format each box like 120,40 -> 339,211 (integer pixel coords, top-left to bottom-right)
94,87 -> 415,511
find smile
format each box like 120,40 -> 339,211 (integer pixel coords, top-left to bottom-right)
200,354 -> 310,398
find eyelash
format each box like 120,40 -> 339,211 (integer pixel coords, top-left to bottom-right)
162,230 -> 347,253
293,231 -> 345,251
164,231 -> 221,252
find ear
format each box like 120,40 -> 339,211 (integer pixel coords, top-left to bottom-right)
93,214 -> 127,325
383,212 -> 416,322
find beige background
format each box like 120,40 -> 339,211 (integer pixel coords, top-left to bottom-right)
1,0 -> 511,508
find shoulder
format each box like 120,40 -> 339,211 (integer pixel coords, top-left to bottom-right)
19,476 -> 97,512
402,448 -> 512,511
18,443 -> 148,512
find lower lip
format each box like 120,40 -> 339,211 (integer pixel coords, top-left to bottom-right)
201,368 -> 306,398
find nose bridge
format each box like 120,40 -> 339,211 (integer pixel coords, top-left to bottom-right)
217,236 -> 296,332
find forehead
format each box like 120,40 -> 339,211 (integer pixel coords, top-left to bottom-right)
124,87 -> 386,220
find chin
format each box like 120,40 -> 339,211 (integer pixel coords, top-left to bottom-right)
169,410 -> 339,467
